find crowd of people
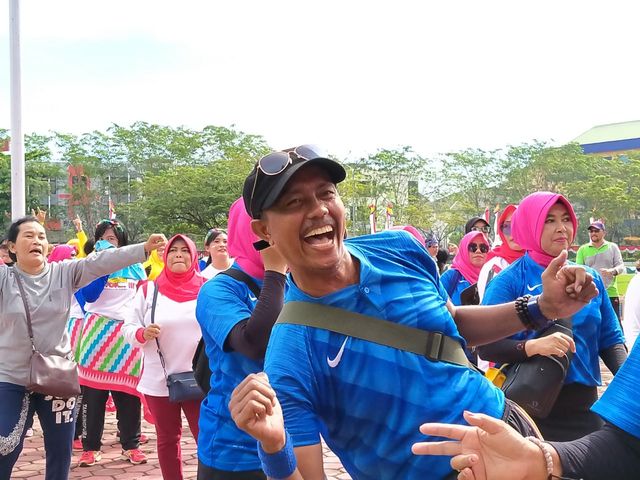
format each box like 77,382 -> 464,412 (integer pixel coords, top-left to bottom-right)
1,145 -> 639,480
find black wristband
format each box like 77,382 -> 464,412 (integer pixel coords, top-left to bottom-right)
515,295 -> 554,331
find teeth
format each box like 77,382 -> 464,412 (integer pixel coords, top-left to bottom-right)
305,225 -> 334,238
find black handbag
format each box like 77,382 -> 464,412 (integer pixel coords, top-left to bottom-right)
149,284 -> 204,403
500,318 -> 573,419
15,271 -> 81,398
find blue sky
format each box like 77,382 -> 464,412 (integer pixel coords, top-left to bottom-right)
2,0 -> 640,159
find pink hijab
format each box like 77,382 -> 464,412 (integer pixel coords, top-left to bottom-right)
227,197 -> 265,280
451,231 -> 490,284
485,204 -> 524,265
511,191 -> 577,267
48,244 -> 77,263
155,234 -> 206,303
390,225 -> 425,245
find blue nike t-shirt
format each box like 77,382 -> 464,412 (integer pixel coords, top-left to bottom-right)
482,253 -> 624,386
195,264 -> 264,471
264,230 -> 504,480
440,268 -> 471,305
592,339 -> 640,439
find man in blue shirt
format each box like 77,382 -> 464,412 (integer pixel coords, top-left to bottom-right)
228,145 -> 600,480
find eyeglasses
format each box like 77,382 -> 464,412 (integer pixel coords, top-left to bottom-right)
500,222 -> 511,235
468,243 -> 489,254
471,225 -> 491,234
250,144 -> 329,214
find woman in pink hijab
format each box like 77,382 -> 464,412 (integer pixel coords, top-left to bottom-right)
440,231 -> 490,306
194,198 -> 288,478
480,192 -> 626,442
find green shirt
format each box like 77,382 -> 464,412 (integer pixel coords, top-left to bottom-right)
575,240 -> 625,297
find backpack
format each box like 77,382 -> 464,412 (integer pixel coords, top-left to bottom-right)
192,269 -> 262,393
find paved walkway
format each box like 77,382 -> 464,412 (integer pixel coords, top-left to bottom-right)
12,365 -> 614,479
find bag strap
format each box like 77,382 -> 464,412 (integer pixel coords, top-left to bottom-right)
218,269 -> 261,297
149,283 -> 169,379
13,271 -> 37,353
277,301 -> 471,368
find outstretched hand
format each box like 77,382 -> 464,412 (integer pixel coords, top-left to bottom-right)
229,372 -> 287,453
538,250 -> 598,320
412,411 -> 548,480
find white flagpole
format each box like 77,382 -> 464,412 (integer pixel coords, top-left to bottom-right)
9,0 -> 26,220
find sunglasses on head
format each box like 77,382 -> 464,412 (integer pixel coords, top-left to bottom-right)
468,243 -> 489,254
500,222 -> 512,235
471,225 -> 491,234
205,228 -> 223,243
250,144 -> 329,216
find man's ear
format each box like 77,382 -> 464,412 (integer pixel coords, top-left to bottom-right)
250,219 -> 270,242
7,241 -> 16,255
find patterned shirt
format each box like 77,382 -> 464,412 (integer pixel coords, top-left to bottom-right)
265,230 -> 504,480
575,240 -> 625,296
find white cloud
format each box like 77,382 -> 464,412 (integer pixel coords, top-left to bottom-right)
2,0 -> 640,158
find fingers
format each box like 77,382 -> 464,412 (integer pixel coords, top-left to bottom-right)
419,422 -> 469,441
450,455 -> 479,474
411,440 -> 463,456
229,373 -> 277,425
462,411 -> 505,435
543,250 -> 568,280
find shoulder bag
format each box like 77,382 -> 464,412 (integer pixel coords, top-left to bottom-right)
276,301 -> 472,368
14,271 -> 81,398
487,318 -> 573,419
150,284 -> 204,403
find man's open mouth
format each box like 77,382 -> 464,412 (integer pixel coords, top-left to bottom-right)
304,225 -> 335,245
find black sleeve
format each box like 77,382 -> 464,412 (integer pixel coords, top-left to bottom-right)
224,271 -> 286,360
599,343 -> 627,375
550,423 -> 640,480
476,338 -> 529,364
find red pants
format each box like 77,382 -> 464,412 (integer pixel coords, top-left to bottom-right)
145,394 -> 201,480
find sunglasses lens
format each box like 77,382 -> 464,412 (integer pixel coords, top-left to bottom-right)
259,152 -> 291,175
468,243 -> 489,253
294,144 -> 328,161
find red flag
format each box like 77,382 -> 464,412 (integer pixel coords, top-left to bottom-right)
483,206 -> 490,223
0,139 -> 9,152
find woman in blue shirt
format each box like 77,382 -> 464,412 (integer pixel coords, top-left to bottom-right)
480,191 -> 626,441
440,231 -> 490,305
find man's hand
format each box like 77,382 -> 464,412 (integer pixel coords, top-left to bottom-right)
144,234 -> 167,253
538,251 -> 598,320
229,373 -> 286,453
412,411 -> 550,480
599,268 -> 614,281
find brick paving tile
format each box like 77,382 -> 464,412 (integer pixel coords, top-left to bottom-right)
11,364 -> 614,479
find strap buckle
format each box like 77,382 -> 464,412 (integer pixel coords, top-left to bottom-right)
425,332 -> 444,361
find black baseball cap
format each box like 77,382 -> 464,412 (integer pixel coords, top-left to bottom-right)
242,145 -> 346,219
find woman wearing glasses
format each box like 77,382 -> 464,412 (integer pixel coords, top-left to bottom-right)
480,192 -> 626,441
477,205 -> 525,301
76,220 -> 150,467
201,229 -> 233,280
440,231 -> 490,306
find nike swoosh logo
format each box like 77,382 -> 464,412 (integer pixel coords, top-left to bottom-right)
527,283 -> 542,292
327,338 -> 349,368
249,294 -> 257,301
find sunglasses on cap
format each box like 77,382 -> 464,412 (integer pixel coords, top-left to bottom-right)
470,225 -> 491,234
468,243 -> 489,254
249,145 -> 330,214
500,222 -> 511,236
